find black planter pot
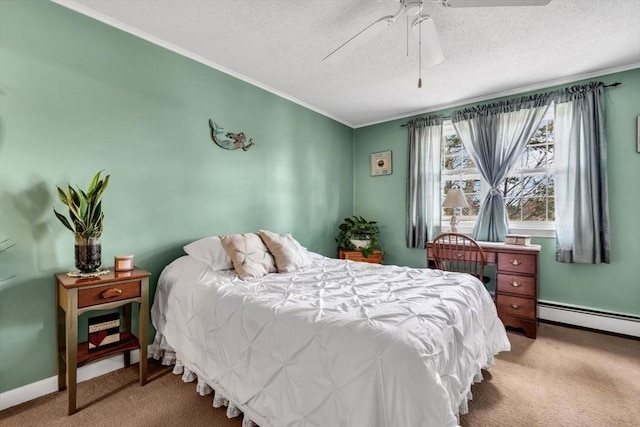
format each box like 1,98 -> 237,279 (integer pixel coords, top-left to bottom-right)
74,235 -> 101,272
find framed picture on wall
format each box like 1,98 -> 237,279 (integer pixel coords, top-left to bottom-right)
371,151 -> 392,176
637,115 -> 640,152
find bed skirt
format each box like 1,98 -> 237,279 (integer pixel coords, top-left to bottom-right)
150,332 -> 487,427
151,332 -> 259,427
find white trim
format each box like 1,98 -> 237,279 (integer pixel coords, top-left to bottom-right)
0,347 -> 148,411
538,302 -> 640,338
508,226 -> 555,238
49,2 -> 640,130
438,224 -> 555,238
50,0 -> 354,128
357,62 -> 640,128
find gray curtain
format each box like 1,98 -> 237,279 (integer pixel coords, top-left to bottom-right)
554,82 -> 610,263
451,95 -> 553,242
406,115 -> 443,248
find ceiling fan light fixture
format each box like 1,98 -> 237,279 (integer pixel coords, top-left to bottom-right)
440,0 -> 551,7
404,1 -> 423,16
411,16 -> 444,67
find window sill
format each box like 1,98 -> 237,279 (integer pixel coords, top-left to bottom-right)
441,225 -> 556,238
508,226 -> 555,238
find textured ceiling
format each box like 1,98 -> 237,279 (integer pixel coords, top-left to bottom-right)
54,0 -> 640,128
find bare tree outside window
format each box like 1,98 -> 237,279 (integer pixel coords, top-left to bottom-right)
441,112 -> 555,230
503,118 -> 555,222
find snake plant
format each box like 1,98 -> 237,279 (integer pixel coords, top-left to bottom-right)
54,171 -> 110,238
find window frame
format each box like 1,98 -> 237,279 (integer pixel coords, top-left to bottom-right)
440,111 -> 556,238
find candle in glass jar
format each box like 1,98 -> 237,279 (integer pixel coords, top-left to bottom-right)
114,255 -> 134,271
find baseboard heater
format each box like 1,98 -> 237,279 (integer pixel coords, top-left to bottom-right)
538,301 -> 640,338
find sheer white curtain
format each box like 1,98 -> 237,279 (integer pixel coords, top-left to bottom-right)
555,82 -> 610,263
451,95 -> 553,242
406,115 -> 443,248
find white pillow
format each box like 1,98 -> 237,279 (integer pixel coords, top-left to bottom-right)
183,236 -> 233,270
258,230 -> 313,272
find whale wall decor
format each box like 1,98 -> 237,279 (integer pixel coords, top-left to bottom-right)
209,119 -> 255,151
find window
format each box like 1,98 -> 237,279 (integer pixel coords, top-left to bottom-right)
441,109 -> 555,235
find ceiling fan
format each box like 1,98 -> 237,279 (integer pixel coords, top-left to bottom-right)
323,0 -> 552,87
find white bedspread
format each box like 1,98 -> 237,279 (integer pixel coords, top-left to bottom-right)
151,254 -> 510,427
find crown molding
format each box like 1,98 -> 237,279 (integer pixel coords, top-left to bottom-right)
51,0 -> 355,128
355,62 -> 640,128
48,1 -> 640,131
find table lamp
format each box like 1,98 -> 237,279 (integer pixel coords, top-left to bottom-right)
442,188 -> 469,233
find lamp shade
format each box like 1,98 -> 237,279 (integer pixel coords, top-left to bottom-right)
442,188 -> 469,208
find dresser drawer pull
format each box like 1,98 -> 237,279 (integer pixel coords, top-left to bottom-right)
101,288 -> 123,299
510,303 -> 520,310
511,281 -> 521,287
510,259 -> 521,266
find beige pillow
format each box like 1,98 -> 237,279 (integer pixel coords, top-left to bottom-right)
220,233 -> 276,280
258,230 -> 312,273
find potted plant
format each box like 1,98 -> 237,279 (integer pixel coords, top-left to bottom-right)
335,215 -> 381,258
54,171 -> 110,272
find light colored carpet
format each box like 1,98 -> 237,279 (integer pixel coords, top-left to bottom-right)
460,323 -> 640,427
1,323 -> 638,426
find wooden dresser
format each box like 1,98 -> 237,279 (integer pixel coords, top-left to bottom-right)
489,243 -> 540,339
339,248 -> 383,264
427,241 -> 540,338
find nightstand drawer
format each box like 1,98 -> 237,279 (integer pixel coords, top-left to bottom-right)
497,273 -> 536,297
78,281 -> 141,308
497,253 -> 536,275
497,295 -> 536,320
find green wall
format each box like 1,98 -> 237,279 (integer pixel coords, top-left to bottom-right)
0,1 -> 353,393
354,68 -> 640,317
1,0 -> 638,398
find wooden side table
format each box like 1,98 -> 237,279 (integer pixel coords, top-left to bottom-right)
338,248 -> 383,264
55,267 -> 150,414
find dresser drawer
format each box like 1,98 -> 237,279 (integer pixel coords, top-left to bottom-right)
497,295 -> 536,320
497,252 -> 536,275
78,281 -> 141,308
497,273 -> 536,297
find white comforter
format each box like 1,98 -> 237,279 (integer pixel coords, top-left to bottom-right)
151,254 -> 510,427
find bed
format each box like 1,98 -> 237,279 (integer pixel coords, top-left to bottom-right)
150,233 -> 510,427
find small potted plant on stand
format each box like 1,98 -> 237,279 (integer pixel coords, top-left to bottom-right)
54,171 -> 110,273
335,215 -> 381,258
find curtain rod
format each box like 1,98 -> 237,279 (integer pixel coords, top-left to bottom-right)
399,81 -> 622,127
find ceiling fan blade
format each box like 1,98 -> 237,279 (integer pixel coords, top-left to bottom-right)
411,16 -> 444,67
323,15 -> 395,63
440,0 -> 551,7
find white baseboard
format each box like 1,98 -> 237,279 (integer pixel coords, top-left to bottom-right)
538,302 -> 640,338
0,347 -> 147,411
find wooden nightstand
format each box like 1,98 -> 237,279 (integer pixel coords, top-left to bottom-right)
55,267 -> 150,414
338,248 -> 383,264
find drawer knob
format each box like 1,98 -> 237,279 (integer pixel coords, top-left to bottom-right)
511,281 -> 521,287
101,288 -> 123,299
510,303 -> 520,309
510,259 -> 521,266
